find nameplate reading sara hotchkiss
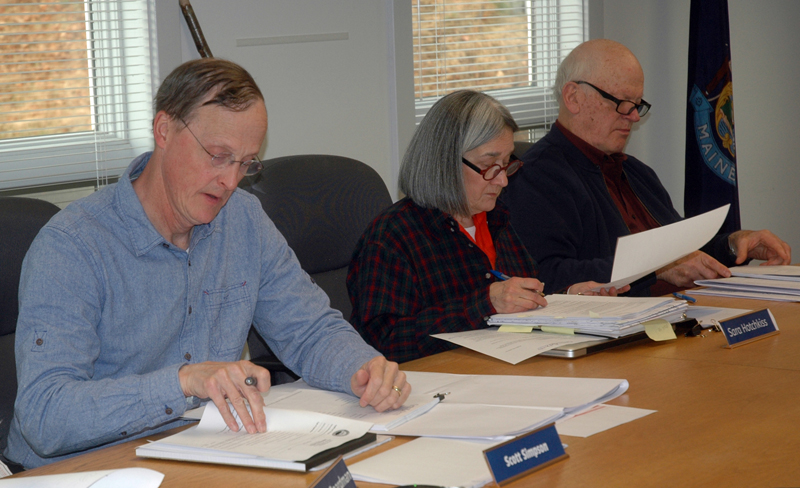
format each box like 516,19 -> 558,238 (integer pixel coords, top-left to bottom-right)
718,308 -> 779,348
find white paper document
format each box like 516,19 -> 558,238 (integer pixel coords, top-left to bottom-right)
349,437 -> 499,488
385,403 -> 563,439
687,287 -> 800,302
259,388 -> 439,431
601,204 -> 729,289
431,327 -> 605,364
183,382 -> 439,431
404,371 -> 628,414
693,276 -> 800,301
137,402 -> 373,471
376,371 -> 629,439
729,265 -> 800,281
0,468 -> 164,488
488,294 -> 687,337
556,404 -> 656,437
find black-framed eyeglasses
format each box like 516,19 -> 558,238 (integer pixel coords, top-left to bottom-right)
574,80 -> 651,117
180,118 -> 264,176
461,154 -> 522,181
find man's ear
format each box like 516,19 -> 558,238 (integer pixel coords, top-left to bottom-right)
561,82 -> 583,115
153,111 -> 172,149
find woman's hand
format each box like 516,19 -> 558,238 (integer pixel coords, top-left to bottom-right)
567,281 -> 630,296
489,277 -> 548,313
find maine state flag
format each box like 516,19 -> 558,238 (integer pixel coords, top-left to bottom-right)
684,0 -> 740,233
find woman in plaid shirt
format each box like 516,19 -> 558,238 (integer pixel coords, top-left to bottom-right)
347,90 -> 626,363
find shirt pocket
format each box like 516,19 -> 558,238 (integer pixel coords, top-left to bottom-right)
203,282 -> 251,357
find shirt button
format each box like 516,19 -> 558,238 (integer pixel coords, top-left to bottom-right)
485,273 -> 492,279
165,408 -> 173,415
35,338 -> 44,346
468,244 -> 474,248
188,260 -> 192,266
188,306 -> 192,314
184,353 -> 192,361
162,243 -> 169,248
120,431 -> 127,436
450,228 -> 455,232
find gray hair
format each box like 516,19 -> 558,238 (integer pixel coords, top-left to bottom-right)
399,90 -> 518,217
552,44 -> 597,107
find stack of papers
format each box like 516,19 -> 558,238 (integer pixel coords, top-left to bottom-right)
387,371 -> 628,439
138,403 -> 377,472
691,266 -> 800,301
487,295 -> 688,338
184,372 -> 630,441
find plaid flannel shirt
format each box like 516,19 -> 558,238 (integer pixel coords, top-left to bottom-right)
347,197 -> 537,363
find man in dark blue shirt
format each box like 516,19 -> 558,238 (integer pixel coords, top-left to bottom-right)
503,39 -> 790,295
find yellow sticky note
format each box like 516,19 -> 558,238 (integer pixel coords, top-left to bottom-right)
644,319 -> 677,341
498,325 -> 536,333
541,326 -> 575,335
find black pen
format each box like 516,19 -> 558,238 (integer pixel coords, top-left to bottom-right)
489,270 -> 546,297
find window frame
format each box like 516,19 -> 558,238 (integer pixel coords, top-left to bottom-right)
0,0 -> 157,191
412,0 -> 586,130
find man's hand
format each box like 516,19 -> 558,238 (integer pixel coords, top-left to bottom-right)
730,230 -> 791,265
178,361 -> 271,434
350,356 -> 410,412
489,277 -> 548,313
656,250 -> 730,287
567,282 -> 631,296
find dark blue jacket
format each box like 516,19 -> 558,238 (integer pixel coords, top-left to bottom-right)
502,125 -> 734,296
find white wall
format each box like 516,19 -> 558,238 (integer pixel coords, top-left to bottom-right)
155,0 -> 415,200
602,0 -> 800,257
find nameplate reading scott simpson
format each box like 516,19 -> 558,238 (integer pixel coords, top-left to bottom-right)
483,423 -> 567,486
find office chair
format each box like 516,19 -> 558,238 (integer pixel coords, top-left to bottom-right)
240,155 -> 392,384
514,140 -> 534,158
0,197 -> 61,454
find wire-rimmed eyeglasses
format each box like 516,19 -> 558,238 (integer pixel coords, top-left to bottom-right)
461,154 -> 523,181
574,81 -> 651,117
180,118 -> 264,176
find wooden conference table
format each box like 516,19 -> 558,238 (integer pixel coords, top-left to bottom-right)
11,295 -> 800,487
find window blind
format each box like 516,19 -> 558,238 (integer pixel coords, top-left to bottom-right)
0,0 -> 154,191
412,0 -> 585,130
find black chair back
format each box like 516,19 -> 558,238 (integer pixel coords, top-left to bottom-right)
240,155 -> 392,382
244,154 -> 392,315
0,197 -> 60,453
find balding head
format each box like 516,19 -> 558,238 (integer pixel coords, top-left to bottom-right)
553,40 -> 641,107
555,39 -> 646,155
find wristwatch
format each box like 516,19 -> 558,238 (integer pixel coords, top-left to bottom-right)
728,235 -> 738,260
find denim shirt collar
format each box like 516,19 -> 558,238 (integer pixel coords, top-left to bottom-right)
113,152 -> 216,256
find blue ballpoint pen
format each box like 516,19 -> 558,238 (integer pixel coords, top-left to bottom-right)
489,270 -> 546,297
672,291 -> 697,303
489,270 -> 511,281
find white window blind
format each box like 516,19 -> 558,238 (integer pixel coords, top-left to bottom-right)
412,0 -> 585,129
0,0 -> 154,191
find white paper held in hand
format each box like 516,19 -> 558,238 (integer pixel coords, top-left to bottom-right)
597,204 -> 729,290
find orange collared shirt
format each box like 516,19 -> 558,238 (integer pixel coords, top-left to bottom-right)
458,211 -> 497,268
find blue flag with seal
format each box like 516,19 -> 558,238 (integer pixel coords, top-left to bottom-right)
684,0 -> 740,233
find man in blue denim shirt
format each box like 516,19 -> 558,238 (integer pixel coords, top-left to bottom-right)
4,59 -> 410,470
